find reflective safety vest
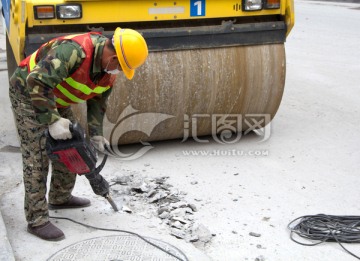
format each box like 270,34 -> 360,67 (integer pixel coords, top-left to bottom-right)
19,33 -> 116,108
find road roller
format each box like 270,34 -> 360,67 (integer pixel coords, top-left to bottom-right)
2,0 -> 294,145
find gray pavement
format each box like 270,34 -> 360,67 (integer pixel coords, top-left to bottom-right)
0,17 -> 15,261
0,211 -> 15,261
1,1 -> 360,260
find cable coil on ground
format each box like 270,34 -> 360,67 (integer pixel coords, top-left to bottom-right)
288,214 -> 360,260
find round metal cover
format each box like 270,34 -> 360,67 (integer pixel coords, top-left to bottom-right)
47,235 -> 187,261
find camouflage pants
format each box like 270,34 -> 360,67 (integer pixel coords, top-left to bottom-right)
9,87 -> 77,227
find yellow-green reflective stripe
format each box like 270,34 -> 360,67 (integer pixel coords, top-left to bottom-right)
29,50 -> 39,70
56,84 -> 85,103
55,98 -> 70,107
65,77 -> 110,95
93,85 -> 111,93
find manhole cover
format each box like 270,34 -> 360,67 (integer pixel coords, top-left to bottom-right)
47,234 -> 188,261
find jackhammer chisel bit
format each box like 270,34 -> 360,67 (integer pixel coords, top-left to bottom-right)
105,194 -> 119,212
85,172 -> 119,212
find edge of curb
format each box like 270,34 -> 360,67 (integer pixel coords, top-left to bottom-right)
0,209 -> 15,261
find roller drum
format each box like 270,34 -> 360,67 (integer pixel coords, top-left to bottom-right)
74,44 -> 286,145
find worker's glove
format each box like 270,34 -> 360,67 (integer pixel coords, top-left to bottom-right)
90,136 -> 110,152
48,118 -> 72,140
85,173 -> 110,197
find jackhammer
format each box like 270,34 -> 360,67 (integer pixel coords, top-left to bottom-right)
45,122 -> 118,211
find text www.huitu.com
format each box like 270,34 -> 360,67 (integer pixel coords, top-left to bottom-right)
181,149 -> 269,157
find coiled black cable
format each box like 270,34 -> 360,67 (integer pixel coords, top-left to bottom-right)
288,214 -> 360,259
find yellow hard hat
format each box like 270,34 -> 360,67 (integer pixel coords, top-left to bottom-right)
113,27 -> 148,80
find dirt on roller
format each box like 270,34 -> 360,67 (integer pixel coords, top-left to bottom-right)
73,44 -> 286,145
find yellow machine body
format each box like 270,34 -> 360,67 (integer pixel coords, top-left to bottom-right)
2,0 -> 294,144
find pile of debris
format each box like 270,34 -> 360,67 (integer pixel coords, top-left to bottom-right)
110,173 -> 213,248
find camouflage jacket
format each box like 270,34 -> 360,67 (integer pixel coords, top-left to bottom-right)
10,33 -> 112,137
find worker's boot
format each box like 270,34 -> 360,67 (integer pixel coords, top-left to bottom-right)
48,195 -> 91,210
27,221 -> 65,241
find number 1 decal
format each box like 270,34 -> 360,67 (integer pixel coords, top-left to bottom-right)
194,1 -> 202,15
190,0 -> 205,17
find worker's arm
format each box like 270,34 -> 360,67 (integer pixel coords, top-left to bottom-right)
26,41 -> 84,125
86,88 -> 113,137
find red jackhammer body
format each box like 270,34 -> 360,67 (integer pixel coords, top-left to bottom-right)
45,122 -> 118,211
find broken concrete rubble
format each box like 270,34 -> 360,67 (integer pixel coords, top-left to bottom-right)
110,173 -> 214,247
